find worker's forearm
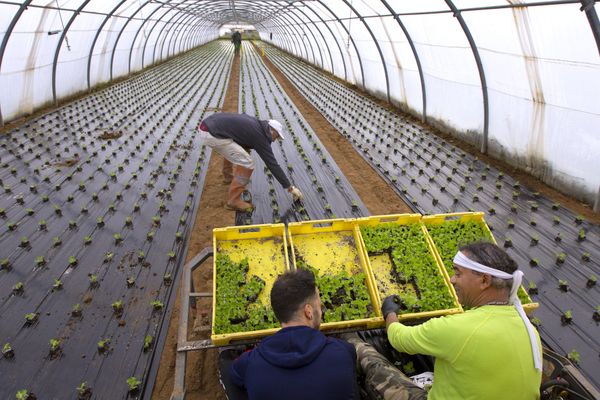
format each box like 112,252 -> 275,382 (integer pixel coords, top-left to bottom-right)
385,313 -> 399,329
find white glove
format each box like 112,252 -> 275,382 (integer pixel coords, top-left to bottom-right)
288,186 -> 304,201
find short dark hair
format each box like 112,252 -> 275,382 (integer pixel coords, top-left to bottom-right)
271,269 -> 317,323
459,242 -> 517,291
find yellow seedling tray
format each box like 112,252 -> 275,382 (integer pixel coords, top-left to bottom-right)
354,214 -> 463,326
287,218 -> 381,331
421,212 -> 538,314
212,223 -> 289,345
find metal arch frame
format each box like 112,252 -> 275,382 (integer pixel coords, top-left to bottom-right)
311,0 -> 365,89
109,0 -> 159,81
127,0 -> 178,75
165,8 -> 223,59
297,0 -> 347,80
155,2 -> 304,63
339,0 -> 391,103
161,5 -> 215,62
52,0 -> 92,105
181,22 -> 213,54
149,4 -> 204,67
262,4 -> 333,71
228,1 -> 317,64
444,0 -> 490,154
139,1 -> 183,70
580,0 -> 600,55
151,3 -> 214,66
86,0 -> 129,91
186,2 -> 310,62
0,0 -> 34,126
278,6 -> 324,68
379,0 -> 427,122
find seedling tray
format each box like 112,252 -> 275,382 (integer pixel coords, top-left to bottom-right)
355,214 -> 462,324
421,212 -> 538,313
212,224 -> 289,345
287,219 -> 381,330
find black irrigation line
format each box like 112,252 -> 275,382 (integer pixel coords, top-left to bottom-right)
0,41 -> 233,399
262,43 -> 600,390
233,42 -> 369,226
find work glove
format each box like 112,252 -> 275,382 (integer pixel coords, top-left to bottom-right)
288,186 -> 304,201
381,295 -> 404,319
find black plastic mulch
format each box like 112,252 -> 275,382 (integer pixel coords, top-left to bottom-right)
264,44 -> 600,390
0,41 -> 233,399
232,42 -> 368,226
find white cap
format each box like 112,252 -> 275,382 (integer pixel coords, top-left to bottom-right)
268,120 -> 284,140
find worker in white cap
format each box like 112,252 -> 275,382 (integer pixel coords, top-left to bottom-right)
345,241 -> 542,399
198,113 -> 303,211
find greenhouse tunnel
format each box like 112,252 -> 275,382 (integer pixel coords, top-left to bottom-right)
0,0 -> 599,399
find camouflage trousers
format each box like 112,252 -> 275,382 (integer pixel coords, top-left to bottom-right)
350,338 -> 428,400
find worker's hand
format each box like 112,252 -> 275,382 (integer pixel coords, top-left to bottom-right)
381,295 -> 404,319
288,186 -> 303,201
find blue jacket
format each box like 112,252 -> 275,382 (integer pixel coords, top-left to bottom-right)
230,326 -> 358,400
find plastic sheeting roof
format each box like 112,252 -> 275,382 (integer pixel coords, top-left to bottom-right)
0,1 -> 599,197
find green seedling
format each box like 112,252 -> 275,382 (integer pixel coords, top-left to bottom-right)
112,300 -> 124,314
127,377 -> 142,392
97,339 -> 110,353
151,300 -> 164,311
53,236 -> 62,246
167,251 -> 176,260
556,252 -> 566,264
72,303 -> 82,317
113,233 -> 122,243
49,338 -> 61,353
3,342 -> 14,358
586,275 -> 597,288
104,251 -> 114,262
567,349 -> 580,364
89,274 -> 98,287
578,229 -> 586,242
35,256 -> 46,267
69,255 -> 77,266
53,279 -> 62,290
83,235 -> 92,245
13,281 -> 24,294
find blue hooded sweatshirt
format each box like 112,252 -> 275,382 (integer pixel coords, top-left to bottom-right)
230,326 -> 357,400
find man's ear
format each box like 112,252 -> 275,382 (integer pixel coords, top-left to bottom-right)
480,273 -> 493,289
303,303 -> 313,320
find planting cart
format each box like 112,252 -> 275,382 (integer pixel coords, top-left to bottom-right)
171,215 -> 597,400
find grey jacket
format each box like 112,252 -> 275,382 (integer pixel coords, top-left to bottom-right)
203,113 -> 291,188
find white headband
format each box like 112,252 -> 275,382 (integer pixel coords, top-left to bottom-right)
453,251 -> 542,371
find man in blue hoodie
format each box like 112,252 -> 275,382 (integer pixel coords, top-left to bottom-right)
230,269 -> 358,400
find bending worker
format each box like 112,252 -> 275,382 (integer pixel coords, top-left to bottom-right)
347,241 -> 542,399
199,112 -> 303,211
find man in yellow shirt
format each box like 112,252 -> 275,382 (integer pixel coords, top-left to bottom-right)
347,242 -> 542,399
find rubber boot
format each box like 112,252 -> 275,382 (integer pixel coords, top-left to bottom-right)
225,166 -> 254,211
222,159 -> 233,184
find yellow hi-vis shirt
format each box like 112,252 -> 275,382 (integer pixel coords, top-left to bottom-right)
388,305 -> 542,400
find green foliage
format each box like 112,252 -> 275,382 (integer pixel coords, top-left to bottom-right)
361,223 -> 455,313
297,258 -> 373,323
567,349 -> 580,364
214,254 -> 277,334
126,376 -> 141,391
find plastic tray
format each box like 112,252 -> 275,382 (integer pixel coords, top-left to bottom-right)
287,218 -> 381,330
212,224 -> 289,345
421,212 -> 539,313
354,214 -> 463,324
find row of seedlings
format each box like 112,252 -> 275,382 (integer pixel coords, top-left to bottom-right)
237,42 -> 367,225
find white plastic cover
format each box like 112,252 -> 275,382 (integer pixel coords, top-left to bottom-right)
1,0 -> 598,201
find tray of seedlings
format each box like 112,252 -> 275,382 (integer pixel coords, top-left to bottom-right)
421,212 -> 537,313
287,219 -> 381,330
356,214 -> 461,323
212,224 -> 289,345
